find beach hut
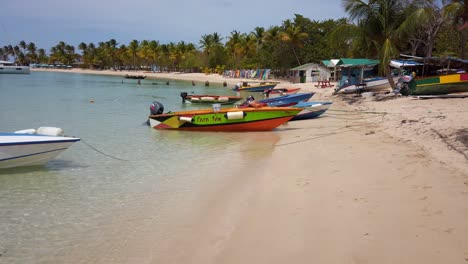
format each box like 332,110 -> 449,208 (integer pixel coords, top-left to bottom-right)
289,63 -> 331,83
321,59 -> 340,81
335,58 -> 380,87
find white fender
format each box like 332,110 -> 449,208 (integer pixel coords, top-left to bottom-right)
201,97 -> 215,102
179,116 -> 193,122
226,111 -> 245,120
37,127 -> 64,136
217,97 -> 229,102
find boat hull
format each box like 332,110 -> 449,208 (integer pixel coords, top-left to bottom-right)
409,73 -> 468,95
0,66 -> 30,74
336,77 -> 393,94
149,107 -> 302,131
290,102 -> 332,121
269,88 -> 301,95
259,92 -> 314,107
0,134 -> 80,168
233,83 -> 278,92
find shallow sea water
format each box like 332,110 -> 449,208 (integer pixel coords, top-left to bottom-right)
0,72 -> 281,263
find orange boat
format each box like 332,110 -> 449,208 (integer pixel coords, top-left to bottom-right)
148,101 -> 301,132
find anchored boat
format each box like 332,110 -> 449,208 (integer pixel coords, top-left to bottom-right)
0,127 -> 80,168
180,92 -> 242,105
232,81 -> 279,92
147,101 -> 301,132
0,60 -> 30,74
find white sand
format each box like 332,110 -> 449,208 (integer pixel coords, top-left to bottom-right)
33,68 -> 468,263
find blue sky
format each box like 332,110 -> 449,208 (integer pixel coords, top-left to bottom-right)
2,0 -> 347,51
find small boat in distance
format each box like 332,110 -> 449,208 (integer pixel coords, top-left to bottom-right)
232,81 -> 279,92
0,127 -> 80,168
267,87 -> 301,95
180,92 -> 242,105
124,74 -> 146,79
237,92 -> 314,108
0,60 -> 30,74
147,101 -> 301,131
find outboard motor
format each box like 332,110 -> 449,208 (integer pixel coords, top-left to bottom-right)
246,95 -> 255,103
150,101 -> 164,115
263,88 -> 272,98
394,75 -> 413,96
180,92 -> 188,103
238,95 -> 256,107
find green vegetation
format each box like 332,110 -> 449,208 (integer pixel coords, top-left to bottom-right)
1,1 -> 468,77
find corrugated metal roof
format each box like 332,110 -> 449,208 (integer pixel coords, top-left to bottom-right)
338,58 -> 380,67
290,63 -> 318,71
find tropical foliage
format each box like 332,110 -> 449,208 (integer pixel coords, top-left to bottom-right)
1,1 -> 467,77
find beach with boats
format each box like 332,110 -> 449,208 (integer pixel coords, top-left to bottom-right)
2,0 -> 468,263
0,65 -> 465,263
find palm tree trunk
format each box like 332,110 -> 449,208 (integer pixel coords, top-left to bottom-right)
386,64 -> 396,89
292,46 -> 301,65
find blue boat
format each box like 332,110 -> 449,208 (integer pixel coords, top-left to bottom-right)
290,101 -> 332,121
237,92 -> 314,108
258,92 -> 314,107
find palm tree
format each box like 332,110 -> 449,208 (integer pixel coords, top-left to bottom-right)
336,0 -> 431,87
26,42 -> 38,63
128,40 -> 139,70
279,20 -> 308,65
199,34 -> 214,57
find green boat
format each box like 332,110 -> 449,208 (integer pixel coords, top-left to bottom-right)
395,57 -> 468,95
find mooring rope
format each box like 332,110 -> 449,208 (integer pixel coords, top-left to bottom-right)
79,138 -> 129,161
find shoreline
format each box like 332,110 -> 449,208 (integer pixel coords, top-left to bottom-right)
31,67 -> 468,263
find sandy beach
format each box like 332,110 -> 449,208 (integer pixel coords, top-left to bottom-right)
32,68 -> 468,263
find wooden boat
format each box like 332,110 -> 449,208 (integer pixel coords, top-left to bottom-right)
124,74 -> 146,79
232,81 -> 279,92
394,56 -> 468,95
238,92 -> 314,108
180,92 -> 242,104
267,87 -> 301,95
0,127 -> 80,168
397,73 -> 468,95
290,101 -> 332,121
147,101 -> 301,131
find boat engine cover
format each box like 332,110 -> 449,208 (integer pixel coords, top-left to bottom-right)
150,101 -> 164,115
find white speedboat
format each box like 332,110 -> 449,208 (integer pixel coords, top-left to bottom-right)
0,127 -> 80,168
335,77 -> 395,94
0,60 -> 30,74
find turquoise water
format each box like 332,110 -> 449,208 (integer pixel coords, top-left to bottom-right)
0,72 -> 281,263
